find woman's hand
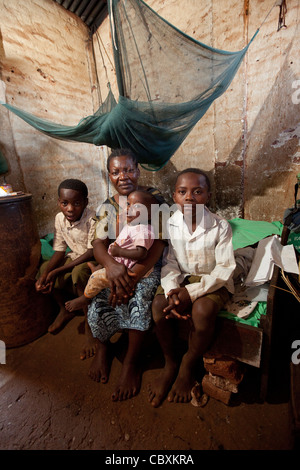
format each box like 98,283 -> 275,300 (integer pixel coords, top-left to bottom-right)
163,287 -> 192,320
108,272 -> 138,307
105,259 -> 137,303
93,238 -> 138,306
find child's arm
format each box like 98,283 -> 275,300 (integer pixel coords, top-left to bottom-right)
45,212 -> 96,282
47,248 -> 94,279
36,249 -> 94,293
160,244 -> 183,295
110,242 -> 148,261
184,221 -> 236,303
35,250 -> 66,293
159,243 -> 192,319
36,213 -> 68,291
129,239 -> 166,280
163,287 -> 192,320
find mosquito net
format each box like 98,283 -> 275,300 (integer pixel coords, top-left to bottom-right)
0,0 -> 259,170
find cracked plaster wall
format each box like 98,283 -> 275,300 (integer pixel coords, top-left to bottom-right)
0,0 -> 299,235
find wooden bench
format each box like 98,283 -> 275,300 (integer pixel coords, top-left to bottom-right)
203,226 -> 299,403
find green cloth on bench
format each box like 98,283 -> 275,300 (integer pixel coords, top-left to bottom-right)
218,301 -> 267,328
221,218 -> 281,327
40,233 -> 70,260
228,218 -> 282,250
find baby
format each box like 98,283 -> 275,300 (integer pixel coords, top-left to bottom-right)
65,190 -> 157,312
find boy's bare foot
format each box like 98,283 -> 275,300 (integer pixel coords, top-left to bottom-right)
65,296 -> 89,313
167,355 -> 195,403
148,361 -> 178,408
48,308 -> 75,334
88,341 -> 111,383
112,361 -> 141,401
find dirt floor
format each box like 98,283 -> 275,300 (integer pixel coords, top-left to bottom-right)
0,314 -> 297,453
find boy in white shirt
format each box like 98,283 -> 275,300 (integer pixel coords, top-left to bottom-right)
148,168 -> 236,408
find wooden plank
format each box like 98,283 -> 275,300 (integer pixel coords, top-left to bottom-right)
206,318 -> 263,368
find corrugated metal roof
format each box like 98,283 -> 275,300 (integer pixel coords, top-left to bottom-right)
53,0 -> 108,33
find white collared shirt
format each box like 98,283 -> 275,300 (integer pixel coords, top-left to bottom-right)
161,208 -> 236,302
53,207 -> 96,260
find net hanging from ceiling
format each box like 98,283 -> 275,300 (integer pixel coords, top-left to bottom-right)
1,0 -> 264,170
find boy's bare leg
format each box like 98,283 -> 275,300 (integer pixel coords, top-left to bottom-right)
112,329 -> 145,401
148,295 -> 179,408
167,297 -> 219,403
48,289 -> 75,334
89,339 -> 111,383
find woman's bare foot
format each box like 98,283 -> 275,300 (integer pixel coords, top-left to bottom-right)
88,341 -> 111,383
112,361 -> 141,401
80,322 -> 97,360
65,295 -> 89,313
167,354 -> 195,403
148,361 -> 178,408
48,308 -> 75,334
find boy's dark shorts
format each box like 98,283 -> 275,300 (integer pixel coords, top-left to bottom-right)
38,258 -> 91,295
155,275 -> 230,312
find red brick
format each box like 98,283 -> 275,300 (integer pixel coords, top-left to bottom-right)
207,372 -> 239,393
202,375 -> 232,405
203,354 -> 244,384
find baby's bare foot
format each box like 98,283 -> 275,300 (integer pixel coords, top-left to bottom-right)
65,295 -> 89,312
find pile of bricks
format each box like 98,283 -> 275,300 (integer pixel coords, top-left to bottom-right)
202,353 -> 245,405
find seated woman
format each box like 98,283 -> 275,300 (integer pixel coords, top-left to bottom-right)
88,148 -> 167,401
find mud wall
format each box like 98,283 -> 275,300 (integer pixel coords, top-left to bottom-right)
0,0 -> 299,236
93,0 -> 300,219
0,0 -> 108,236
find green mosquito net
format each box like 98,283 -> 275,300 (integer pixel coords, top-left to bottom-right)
0,0 -> 258,170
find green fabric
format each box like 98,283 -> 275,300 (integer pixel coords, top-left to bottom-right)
219,218 -> 282,327
0,0 -> 259,171
218,301 -> 267,328
228,218 -> 283,250
40,238 -> 55,261
40,233 -> 70,260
